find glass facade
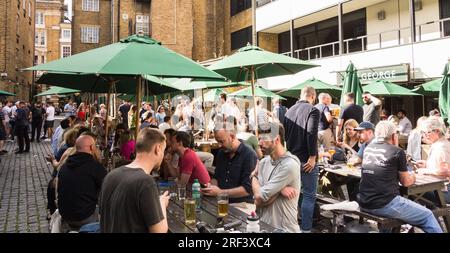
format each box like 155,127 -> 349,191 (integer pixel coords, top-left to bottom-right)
278,8 -> 366,59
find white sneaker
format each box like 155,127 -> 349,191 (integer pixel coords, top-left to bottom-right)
44,138 -> 51,142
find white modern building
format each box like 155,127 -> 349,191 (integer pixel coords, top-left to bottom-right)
256,0 -> 450,120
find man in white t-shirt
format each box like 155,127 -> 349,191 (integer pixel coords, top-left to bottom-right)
44,102 -> 55,140
1,101 -> 12,140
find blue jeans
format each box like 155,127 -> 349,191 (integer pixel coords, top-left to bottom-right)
362,195 -> 443,233
299,164 -> 319,231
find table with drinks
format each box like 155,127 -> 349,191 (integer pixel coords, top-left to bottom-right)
160,181 -> 276,233
321,162 -> 450,232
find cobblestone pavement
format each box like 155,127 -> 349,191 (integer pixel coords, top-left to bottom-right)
0,141 -> 53,233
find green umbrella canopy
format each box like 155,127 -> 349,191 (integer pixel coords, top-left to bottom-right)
412,78 -> 442,95
278,77 -> 341,99
166,78 -> 250,91
340,62 -> 364,107
229,86 -> 285,100
26,34 -> 225,80
439,62 -> 450,123
208,44 -> 319,81
36,72 -> 180,95
0,90 -> 16,96
363,80 -> 420,96
35,86 -> 80,96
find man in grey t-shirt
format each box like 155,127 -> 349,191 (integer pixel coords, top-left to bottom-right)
362,92 -> 382,126
251,122 -> 301,233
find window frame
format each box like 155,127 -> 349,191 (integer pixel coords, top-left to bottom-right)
82,0 -> 100,12
81,26 -> 100,44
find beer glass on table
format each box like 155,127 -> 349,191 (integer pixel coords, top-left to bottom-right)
184,198 -> 196,225
217,193 -> 229,217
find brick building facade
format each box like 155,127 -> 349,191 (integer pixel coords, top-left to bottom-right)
71,0 -> 253,62
0,0 -> 36,101
35,0 -> 70,97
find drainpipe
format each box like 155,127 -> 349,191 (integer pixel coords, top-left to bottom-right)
252,0 -> 257,46
409,0 -> 416,43
117,0 -> 121,40
338,2 -> 343,55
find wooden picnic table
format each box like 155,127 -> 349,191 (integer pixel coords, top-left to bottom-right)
322,163 -> 450,232
167,195 -> 276,233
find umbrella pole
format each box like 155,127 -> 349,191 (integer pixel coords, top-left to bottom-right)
105,82 -> 112,149
154,95 -> 157,111
136,76 -> 142,140
168,94 -> 172,117
202,89 -> 207,140
251,66 -> 258,137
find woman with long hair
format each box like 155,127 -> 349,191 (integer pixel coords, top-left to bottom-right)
337,119 -> 360,154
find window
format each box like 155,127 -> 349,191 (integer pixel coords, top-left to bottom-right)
41,55 -> 45,64
36,12 -> 44,26
40,32 -> 46,46
231,0 -> 251,16
81,26 -> 99,43
34,55 -> 38,65
135,15 -> 150,35
82,0 -> 99,12
62,29 -> 71,40
62,46 -> 71,58
231,26 -> 252,50
440,0 -> 450,36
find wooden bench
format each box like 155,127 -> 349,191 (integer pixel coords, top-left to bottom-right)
316,194 -> 405,232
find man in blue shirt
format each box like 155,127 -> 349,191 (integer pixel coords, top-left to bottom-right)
202,115 -> 257,203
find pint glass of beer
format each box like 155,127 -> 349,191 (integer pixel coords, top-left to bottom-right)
217,193 -> 229,217
184,198 -> 196,225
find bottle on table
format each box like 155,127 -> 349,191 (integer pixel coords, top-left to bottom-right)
318,145 -> 325,163
246,211 -> 260,233
192,179 -> 201,210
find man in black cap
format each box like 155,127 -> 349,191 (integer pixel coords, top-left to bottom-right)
354,121 -> 375,164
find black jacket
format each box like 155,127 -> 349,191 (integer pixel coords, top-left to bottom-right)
57,152 -> 107,221
284,100 -> 320,163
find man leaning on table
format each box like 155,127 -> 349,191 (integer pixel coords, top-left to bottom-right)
358,121 -> 442,233
201,115 -> 257,211
414,117 -> 450,205
251,122 -> 301,233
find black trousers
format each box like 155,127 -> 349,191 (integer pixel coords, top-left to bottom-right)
16,126 -> 30,152
31,119 -> 43,141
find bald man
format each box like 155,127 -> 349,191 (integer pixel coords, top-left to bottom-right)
57,134 -> 107,231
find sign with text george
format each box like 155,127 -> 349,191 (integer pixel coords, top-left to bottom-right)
336,63 -> 409,85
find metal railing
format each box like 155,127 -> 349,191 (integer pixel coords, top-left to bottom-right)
281,17 -> 450,61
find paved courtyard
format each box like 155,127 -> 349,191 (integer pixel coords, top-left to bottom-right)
0,141 -> 53,233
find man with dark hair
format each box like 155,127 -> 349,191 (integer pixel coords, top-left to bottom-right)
118,100 -> 131,130
397,109 -> 412,135
362,92 -> 382,126
57,135 -> 106,230
159,116 -> 172,133
251,122 -> 301,232
202,115 -> 257,204
336,92 -> 364,141
15,101 -> 30,154
51,118 -> 70,155
31,102 -> 45,142
99,128 -> 170,233
171,131 -> 210,186
284,86 -> 319,233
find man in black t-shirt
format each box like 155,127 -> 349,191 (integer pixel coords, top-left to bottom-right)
99,128 -> 170,233
315,93 -> 334,148
118,101 -> 131,130
357,121 -> 442,233
336,92 -> 363,141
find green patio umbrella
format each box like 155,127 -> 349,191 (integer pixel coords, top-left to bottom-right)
26,35 -> 224,80
363,80 -> 421,97
340,62 -> 363,107
26,34 -> 224,140
278,77 -> 341,99
0,90 -> 16,96
229,86 -> 285,100
209,43 -> 318,134
439,62 -> 450,123
412,78 -> 442,96
167,78 -> 249,91
35,86 -> 80,96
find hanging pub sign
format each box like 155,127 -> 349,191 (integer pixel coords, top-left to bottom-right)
336,63 -> 410,85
